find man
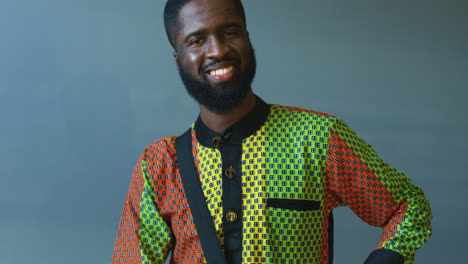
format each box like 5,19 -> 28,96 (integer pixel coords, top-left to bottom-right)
112,0 -> 432,263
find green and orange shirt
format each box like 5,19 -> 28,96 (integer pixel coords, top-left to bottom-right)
112,98 -> 431,264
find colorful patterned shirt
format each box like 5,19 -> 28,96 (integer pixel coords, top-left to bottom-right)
112,97 -> 431,264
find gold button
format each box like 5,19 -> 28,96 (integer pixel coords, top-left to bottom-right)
225,166 -> 236,179
213,136 -> 222,148
225,210 -> 238,223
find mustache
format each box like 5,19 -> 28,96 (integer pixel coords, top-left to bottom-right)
202,59 -> 238,72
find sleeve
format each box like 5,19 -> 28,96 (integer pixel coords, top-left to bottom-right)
325,119 -> 432,264
112,151 -> 173,264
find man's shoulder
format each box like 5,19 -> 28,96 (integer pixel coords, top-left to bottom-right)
140,136 -> 178,160
269,104 -> 337,123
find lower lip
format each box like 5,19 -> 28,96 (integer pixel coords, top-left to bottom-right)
208,70 -> 235,81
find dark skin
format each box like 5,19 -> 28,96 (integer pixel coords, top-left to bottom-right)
172,0 -> 256,134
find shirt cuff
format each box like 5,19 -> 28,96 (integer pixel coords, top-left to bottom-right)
364,249 -> 405,264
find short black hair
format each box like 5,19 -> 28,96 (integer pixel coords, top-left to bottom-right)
163,0 -> 246,49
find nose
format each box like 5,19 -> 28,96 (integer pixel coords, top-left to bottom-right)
205,36 -> 229,59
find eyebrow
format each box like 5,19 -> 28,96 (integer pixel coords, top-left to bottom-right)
221,22 -> 242,29
183,23 -> 243,43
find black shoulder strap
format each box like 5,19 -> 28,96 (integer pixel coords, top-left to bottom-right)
175,129 -> 227,264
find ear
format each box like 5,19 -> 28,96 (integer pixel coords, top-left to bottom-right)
172,51 -> 180,69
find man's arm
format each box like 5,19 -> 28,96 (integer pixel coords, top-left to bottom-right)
112,151 -> 172,264
325,119 -> 432,264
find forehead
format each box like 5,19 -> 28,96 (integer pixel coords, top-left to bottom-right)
178,0 -> 245,35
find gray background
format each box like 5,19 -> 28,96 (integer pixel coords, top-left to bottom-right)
1,0 -> 467,263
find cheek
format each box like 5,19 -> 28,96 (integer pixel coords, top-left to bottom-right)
241,47 -> 254,66
237,41 -> 253,59
181,51 -> 204,73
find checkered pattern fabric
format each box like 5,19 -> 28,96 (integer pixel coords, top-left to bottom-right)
112,105 -> 431,264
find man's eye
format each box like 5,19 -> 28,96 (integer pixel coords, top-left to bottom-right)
189,39 -> 202,46
225,31 -> 238,37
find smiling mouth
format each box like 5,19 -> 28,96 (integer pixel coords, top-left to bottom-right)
207,66 -> 235,80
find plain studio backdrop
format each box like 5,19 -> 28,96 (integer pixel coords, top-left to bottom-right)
1,0 -> 467,263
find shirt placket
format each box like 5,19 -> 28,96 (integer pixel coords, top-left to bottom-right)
213,130 -> 243,264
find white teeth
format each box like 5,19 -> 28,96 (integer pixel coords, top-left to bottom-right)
209,66 -> 233,76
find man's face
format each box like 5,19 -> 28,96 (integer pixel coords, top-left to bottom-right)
173,0 -> 256,113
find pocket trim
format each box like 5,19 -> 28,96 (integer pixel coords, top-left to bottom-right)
266,198 -> 321,211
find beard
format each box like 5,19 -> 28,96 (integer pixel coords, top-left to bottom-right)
177,48 -> 257,114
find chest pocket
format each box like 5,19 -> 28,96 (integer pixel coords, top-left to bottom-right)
265,198 -> 323,263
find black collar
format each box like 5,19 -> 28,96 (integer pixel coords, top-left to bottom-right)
194,96 -> 270,148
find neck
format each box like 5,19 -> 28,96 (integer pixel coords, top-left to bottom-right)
199,90 -> 256,134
